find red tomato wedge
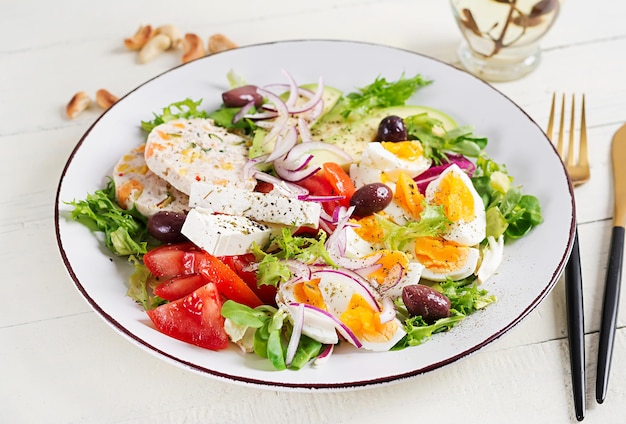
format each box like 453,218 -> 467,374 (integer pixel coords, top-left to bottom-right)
321,162 -> 356,206
296,162 -> 356,215
144,242 -> 264,308
143,242 -> 200,277
195,252 -> 264,308
219,254 -> 277,307
146,282 -> 229,351
153,274 -> 205,301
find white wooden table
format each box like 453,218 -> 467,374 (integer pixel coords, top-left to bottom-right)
3,0 -> 626,422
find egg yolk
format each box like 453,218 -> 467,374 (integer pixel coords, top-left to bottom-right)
413,237 -> 470,273
366,250 -> 409,286
394,171 -> 425,218
340,293 -> 399,342
431,171 -> 475,223
293,278 -> 326,310
381,141 -> 424,161
353,215 -> 385,244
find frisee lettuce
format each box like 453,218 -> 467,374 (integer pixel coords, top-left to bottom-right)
334,74 -> 432,120
392,280 -> 496,349
252,228 -> 337,287
376,203 -> 452,251
405,113 -> 488,164
66,179 -> 149,256
141,98 -> 209,133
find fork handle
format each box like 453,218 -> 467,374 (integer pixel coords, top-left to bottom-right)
596,225 -> 625,404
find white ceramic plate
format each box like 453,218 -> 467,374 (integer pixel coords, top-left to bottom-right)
55,40 -> 574,391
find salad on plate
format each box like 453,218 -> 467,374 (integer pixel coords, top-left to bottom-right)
67,70 -> 543,371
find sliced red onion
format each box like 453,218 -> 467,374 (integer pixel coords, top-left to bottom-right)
414,154 -> 476,193
243,155 -> 268,179
313,343 -> 334,366
283,259 -> 313,281
353,262 -> 383,279
290,154 -> 314,172
242,110 -> 279,120
285,303 -> 305,366
298,194 -> 345,203
256,87 -> 290,145
311,268 -> 381,312
298,117 -> 314,143
273,157 -> 321,182
266,126 -> 298,162
290,302 -> 362,349
253,171 -> 309,197
281,69 -> 300,108
288,77 -> 324,114
233,100 -> 256,123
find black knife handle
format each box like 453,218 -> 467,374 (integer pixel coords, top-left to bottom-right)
596,225 -> 625,403
565,229 -> 585,420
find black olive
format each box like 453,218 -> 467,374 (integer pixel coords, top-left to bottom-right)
350,183 -> 393,217
376,115 -> 408,142
222,85 -> 264,108
147,211 -> 188,243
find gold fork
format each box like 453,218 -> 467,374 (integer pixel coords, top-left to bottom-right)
547,93 -> 589,421
548,93 -> 590,186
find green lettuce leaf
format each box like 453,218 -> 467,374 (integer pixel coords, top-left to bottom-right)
141,98 -> 209,133
66,179 -> 149,256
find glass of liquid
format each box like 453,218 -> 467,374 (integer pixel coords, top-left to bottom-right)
450,0 -> 562,82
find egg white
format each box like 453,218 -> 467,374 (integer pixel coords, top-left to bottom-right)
359,142 -> 431,181
418,245 -> 481,282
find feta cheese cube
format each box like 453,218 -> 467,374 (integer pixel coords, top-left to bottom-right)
181,208 -> 278,256
189,182 -> 321,228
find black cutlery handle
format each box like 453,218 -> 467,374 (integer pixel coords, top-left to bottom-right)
596,226 -> 625,404
565,229 -> 585,421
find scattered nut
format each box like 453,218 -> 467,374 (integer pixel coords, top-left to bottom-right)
182,33 -> 206,63
124,24 -> 155,50
95,89 -> 119,110
208,33 -> 238,54
138,33 -> 172,63
66,91 -> 91,119
155,24 -> 183,49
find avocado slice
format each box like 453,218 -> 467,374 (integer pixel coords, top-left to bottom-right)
310,105 -> 458,160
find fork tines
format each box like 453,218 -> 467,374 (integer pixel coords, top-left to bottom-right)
547,93 -> 590,186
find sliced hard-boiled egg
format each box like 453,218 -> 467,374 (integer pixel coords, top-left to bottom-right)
381,261 -> 425,300
358,141 -> 431,181
425,164 -> 486,247
277,269 -> 405,351
411,236 -> 480,282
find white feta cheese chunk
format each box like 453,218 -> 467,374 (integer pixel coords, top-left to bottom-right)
181,208 -> 278,256
189,182 -> 321,228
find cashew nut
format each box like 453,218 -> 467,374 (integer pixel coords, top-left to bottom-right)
66,91 -> 91,119
138,33 -> 172,63
208,33 -> 238,54
182,33 -> 206,63
124,25 -> 155,50
155,24 -> 183,49
95,89 -> 119,110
